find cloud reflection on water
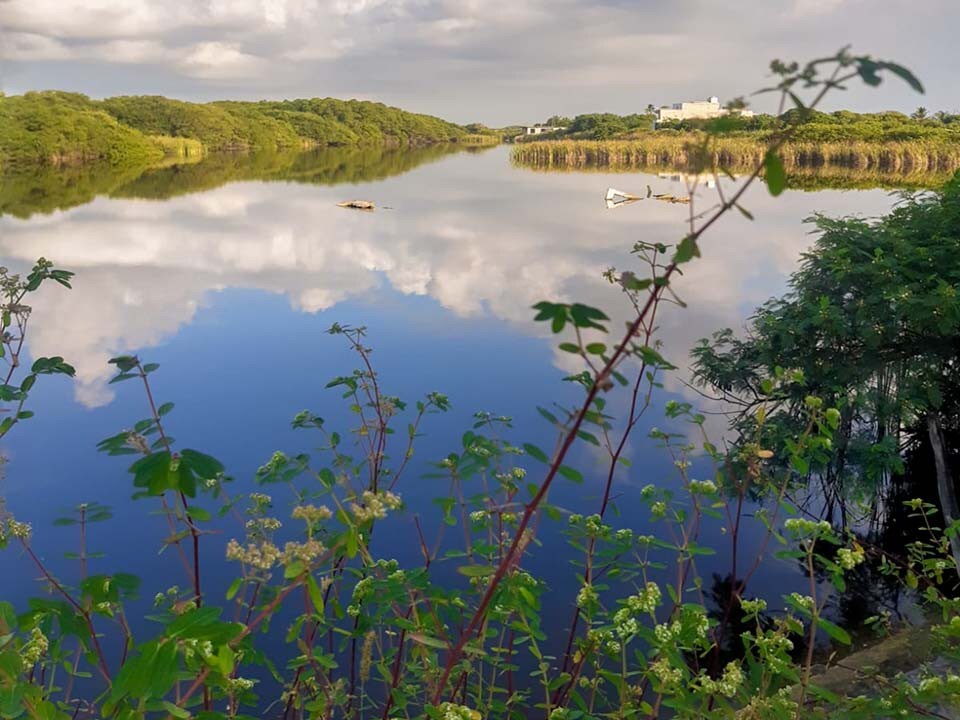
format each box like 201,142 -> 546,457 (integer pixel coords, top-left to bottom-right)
0,147 -> 896,411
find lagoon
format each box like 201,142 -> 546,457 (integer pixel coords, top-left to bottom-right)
0,143 -> 908,670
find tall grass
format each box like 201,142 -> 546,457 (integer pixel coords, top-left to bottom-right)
512,135 -> 960,180
149,135 -> 206,158
456,133 -> 501,145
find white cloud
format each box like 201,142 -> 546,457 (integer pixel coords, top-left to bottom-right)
0,32 -> 71,61
790,0 -> 848,15
176,41 -> 267,79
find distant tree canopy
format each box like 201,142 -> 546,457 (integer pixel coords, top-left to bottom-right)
658,107 -> 960,141
544,112 -> 655,139
0,91 -> 467,168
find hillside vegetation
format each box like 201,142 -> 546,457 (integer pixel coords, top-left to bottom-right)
0,91 -> 468,168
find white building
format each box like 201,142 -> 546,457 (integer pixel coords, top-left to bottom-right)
655,96 -> 754,124
524,125 -> 566,135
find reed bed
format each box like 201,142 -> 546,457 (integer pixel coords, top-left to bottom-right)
149,135 -> 206,158
457,133 -> 502,145
512,136 -> 960,181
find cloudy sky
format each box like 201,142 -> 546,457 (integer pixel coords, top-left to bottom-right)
0,0 -> 957,126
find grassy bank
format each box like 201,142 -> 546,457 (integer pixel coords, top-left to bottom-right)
512,135 -> 960,187
0,91 -> 473,169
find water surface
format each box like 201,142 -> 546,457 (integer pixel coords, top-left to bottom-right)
0,144 -> 904,643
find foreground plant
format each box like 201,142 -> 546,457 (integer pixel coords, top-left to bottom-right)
2,50 -> 958,720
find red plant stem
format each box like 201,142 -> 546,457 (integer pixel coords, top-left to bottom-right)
178,579 -> 304,709
380,609 -> 413,720
21,542 -> 111,684
431,272 -> 672,702
430,80 -> 837,700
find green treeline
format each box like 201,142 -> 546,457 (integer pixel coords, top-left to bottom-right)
0,91 -> 469,169
661,107 -> 960,143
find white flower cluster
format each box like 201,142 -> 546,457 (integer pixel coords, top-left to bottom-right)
348,576 -> 375,616
651,501 -> 668,519
697,661 -> 744,698
249,493 -> 272,507
787,593 -> 815,613
649,657 -> 685,691
689,607 -> 710,641
2,518 -> 32,542
228,677 -> 256,692
587,628 -> 621,656
654,620 -> 682,645
576,584 -> 598,610
583,514 -> 611,539
615,528 -> 633,542
751,628 -> 795,674
350,490 -> 402,523
836,546 -> 865,570
282,539 -> 327,566
783,518 -> 832,537
740,598 -> 767,615
688,479 -> 717,495
226,539 -> 282,570
20,627 -> 48,670
625,582 -> 662,615
918,673 -> 960,695
291,504 -> 333,524
245,517 -> 282,535
437,702 -> 481,720
182,638 -> 214,662
613,610 -> 639,639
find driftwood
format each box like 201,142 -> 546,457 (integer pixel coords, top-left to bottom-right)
337,200 -> 375,210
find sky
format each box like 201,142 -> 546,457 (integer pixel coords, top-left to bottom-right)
0,0 -> 957,126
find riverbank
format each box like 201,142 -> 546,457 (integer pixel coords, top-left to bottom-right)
512,136 -> 960,187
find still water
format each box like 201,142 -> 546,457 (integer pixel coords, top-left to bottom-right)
0,145 -> 902,648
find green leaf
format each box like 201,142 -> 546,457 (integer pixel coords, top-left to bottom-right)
557,465 -> 583,484
764,151 -> 787,196
816,616 -> 851,645
878,61 -> 924,94
225,577 -> 243,601
536,407 -> 559,425
284,561 -> 306,579
162,702 -> 191,719
674,235 -> 700,264
407,632 -> 448,650
187,506 -> 212,522
181,449 -> 224,479
522,443 -> 549,464
306,574 -> 325,614
457,565 -> 496,578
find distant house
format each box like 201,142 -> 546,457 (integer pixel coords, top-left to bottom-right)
524,124 -> 566,135
655,96 -> 754,125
